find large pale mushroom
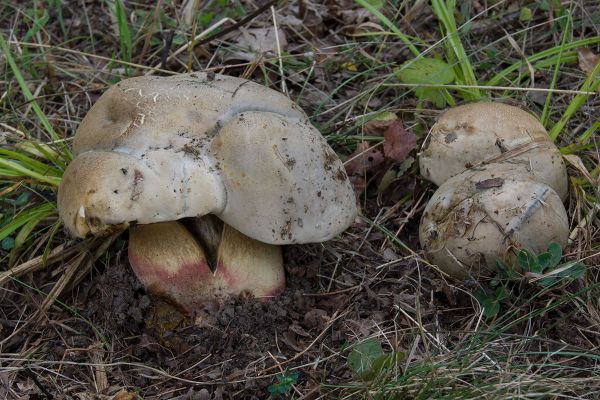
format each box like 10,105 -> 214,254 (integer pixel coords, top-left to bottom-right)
58,73 -> 357,313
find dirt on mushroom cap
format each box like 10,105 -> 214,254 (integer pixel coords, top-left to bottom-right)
58,73 -> 357,245
419,165 -> 569,280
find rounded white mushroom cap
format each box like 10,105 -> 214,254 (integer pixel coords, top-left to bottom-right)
58,73 -> 357,244
419,102 -> 568,200
419,164 -> 569,280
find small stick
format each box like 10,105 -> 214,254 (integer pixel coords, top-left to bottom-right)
271,5 -> 287,95
146,0 -> 278,75
0,241 -> 87,287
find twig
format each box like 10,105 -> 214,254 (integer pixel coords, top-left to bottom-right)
0,240 -> 88,287
23,368 -> 52,400
271,5 -> 287,95
146,0 -> 278,75
160,30 -> 175,70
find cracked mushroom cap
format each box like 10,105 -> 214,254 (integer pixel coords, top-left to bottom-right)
419,164 -> 569,280
58,73 -> 357,244
419,102 -> 568,200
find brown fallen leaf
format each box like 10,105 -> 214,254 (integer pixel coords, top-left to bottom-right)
349,175 -> 368,193
563,154 -> 594,184
223,27 -> 287,62
363,113 -> 417,163
578,47 -> 600,75
383,119 -> 417,163
344,141 -> 385,176
346,114 -> 416,193
112,391 -> 138,400
363,111 -> 398,135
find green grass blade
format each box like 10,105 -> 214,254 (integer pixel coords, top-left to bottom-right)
14,213 -> 48,249
0,32 -> 62,143
48,0 -> 67,37
540,12 -> 572,126
431,0 -> 481,100
16,140 -> 70,168
0,149 -> 63,177
577,121 -> 600,144
0,158 -> 61,187
22,9 -> 50,43
354,0 -> 420,56
0,203 -> 55,242
487,36 -> 600,86
549,61 -> 600,141
114,0 -> 132,65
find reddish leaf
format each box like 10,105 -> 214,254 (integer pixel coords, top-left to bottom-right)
344,141 -> 385,176
383,120 -> 417,163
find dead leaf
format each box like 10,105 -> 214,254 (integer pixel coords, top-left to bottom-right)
475,177 -> 505,190
281,1 -> 329,34
564,154 -> 594,184
382,247 -> 399,261
302,308 -> 329,330
225,27 -> 287,62
363,111 -> 398,135
349,175 -> 367,193
348,114 -> 415,193
16,379 -> 34,392
112,391 -> 137,400
578,47 -> 600,75
344,141 -> 385,176
289,322 -> 311,337
383,120 -> 417,163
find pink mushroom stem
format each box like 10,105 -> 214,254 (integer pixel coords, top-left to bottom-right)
128,219 -> 284,313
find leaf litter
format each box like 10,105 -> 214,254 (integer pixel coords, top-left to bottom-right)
2,1 -> 600,398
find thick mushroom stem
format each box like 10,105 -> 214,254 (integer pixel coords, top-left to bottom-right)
127,220 -> 284,313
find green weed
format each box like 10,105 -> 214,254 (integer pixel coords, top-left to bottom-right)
475,243 -> 586,318
347,338 -> 405,381
268,369 -> 300,397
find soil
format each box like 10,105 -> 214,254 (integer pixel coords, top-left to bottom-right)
2,229 -> 444,399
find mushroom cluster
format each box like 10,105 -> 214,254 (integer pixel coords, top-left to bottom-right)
418,102 -> 569,280
58,73 -> 357,312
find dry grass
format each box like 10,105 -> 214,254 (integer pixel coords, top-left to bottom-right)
1,0 -> 600,398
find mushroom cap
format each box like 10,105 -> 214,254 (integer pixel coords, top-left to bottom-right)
58,73 -> 357,244
419,102 -> 568,200
419,164 -> 569,280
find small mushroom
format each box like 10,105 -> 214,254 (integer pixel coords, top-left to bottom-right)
419,102 -> 568,200
419,165 -> 569,280
58,73 -> 357,312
